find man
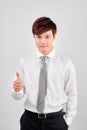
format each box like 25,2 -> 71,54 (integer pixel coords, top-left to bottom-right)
12,17 -> 77,130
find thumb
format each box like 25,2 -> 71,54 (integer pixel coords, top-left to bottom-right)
16,72 -> 21,80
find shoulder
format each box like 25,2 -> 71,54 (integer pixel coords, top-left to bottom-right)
55,51 -> 75,69
20,51 -> 36,62
56,52 -> 71,64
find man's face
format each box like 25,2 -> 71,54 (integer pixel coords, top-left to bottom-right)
33,30 -> 56,55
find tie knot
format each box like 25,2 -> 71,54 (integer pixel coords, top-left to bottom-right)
41,56 -> 46,61
40,56 -> 49,64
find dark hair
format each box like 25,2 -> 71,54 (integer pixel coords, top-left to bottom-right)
32,17 -> 57,36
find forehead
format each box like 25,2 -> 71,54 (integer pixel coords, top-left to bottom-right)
37,30 -> 53,36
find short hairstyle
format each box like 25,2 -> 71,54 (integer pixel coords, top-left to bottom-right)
32,17 -> 57,35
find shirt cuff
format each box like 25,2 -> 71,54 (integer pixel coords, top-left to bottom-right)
12,88 -> 24,100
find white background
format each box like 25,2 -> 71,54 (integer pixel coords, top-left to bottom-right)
0,0 -> 87,130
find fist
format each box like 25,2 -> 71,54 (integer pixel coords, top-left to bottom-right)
13,72 -> 23,92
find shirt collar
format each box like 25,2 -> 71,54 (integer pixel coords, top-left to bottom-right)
36,48 -> 55,59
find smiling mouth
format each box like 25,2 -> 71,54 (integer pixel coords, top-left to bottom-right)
40,45 -> 48,48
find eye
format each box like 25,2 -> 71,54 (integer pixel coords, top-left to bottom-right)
36,35 -> 41,39
45,35 -> 50,39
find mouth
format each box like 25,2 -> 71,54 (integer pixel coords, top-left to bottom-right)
40,45 -> 48,48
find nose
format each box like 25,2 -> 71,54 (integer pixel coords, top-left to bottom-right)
40,38 -> 46,44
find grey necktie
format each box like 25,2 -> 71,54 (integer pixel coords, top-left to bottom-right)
36,56 -> 47,113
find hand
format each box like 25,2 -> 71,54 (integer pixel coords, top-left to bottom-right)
66,123 -> 70,128
13,72 -> 23,92
67,125 -> 70,128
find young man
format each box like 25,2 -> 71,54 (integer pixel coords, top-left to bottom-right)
12,17 -> 77,130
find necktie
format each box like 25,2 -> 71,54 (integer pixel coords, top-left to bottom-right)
36,56 -> 47,113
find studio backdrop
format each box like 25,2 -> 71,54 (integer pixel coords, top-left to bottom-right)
0,0 -> 87,130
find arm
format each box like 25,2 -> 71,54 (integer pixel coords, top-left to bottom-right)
64,60 -> 78,126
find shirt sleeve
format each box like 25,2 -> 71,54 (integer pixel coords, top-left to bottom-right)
12,58 -> 25,100
64,60 -> 78,126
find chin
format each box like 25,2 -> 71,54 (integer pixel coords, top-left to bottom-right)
39,47 -> 47,51
42,50 -> 49,55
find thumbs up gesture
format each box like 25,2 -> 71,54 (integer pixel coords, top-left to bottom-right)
13,72 -> 23,92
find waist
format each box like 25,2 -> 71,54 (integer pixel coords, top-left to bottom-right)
25,109 -> 65,119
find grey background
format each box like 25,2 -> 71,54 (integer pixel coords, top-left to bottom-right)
0,0 -> 87,130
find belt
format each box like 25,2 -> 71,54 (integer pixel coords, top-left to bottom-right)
25,109 -> 65,119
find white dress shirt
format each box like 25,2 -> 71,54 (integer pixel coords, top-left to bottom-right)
12,49 -> 77,126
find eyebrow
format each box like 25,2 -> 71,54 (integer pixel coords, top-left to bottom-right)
40,34 -> 51,36
36,33 -> 52,37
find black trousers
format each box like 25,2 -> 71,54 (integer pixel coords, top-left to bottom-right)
20,110 -> 68,130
